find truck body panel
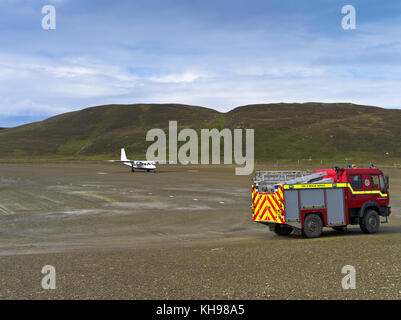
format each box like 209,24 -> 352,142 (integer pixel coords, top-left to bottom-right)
252,185 -> 285,223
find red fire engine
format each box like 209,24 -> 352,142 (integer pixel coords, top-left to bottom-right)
251,166 -> 390,238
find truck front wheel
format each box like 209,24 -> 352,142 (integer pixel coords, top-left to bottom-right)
360,209 -> 380,234
274,224 -> 293,236
302,214 -> 323,238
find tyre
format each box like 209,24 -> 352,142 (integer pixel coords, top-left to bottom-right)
274,224 -> 293,236
360,209 -> 380,234
302,214 -> 323,238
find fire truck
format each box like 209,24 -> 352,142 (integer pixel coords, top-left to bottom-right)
251,166 -> 390,238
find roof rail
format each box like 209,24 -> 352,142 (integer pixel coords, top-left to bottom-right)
253,170 -> 311,184
253,170 -> 329,193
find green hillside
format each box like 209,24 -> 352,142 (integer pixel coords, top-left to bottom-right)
0,103 -> 400,162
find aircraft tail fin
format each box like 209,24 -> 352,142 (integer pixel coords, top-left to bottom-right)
121,148 -> 128,161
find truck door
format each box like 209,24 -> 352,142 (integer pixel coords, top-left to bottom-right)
370,174 -> 387,206
348,174 -> 373,208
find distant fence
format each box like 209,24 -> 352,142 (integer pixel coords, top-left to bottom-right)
254,159 -> 401,170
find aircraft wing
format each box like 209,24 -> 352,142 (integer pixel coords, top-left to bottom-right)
107,160 -> 135,163
153,160 -> 174,164
107,160 -> 174,164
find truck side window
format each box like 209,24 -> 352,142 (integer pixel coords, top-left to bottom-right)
379,175 -> 386,192
371,175 -> 380,189
351,175 -> 362,189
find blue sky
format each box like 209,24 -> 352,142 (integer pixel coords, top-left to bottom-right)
0,0 -> 400,127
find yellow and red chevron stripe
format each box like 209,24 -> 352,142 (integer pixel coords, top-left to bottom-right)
252,185 -> 285,223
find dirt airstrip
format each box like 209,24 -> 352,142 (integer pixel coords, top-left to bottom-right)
0,163 -> 400,299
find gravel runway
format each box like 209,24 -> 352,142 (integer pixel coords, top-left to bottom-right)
0,163 -> 400,299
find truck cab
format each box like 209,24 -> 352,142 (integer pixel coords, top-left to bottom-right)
316,167 -> 390,225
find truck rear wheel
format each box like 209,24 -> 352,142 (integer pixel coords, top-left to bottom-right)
360,209 -> 380,234
274,224 -> 293,236
302,214 -> 323,238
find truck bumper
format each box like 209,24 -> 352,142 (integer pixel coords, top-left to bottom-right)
380,206 -> 391,217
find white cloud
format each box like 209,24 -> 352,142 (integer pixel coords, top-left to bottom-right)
149,71 -> 212,83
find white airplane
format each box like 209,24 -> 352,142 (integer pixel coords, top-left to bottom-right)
108,148 -> 168,172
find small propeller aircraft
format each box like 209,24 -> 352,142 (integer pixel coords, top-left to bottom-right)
108,148 -> 169,172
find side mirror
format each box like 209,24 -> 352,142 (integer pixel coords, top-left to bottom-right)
385,176 -> 389,189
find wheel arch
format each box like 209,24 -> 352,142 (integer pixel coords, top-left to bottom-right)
301,211 -> 326,228
302,212 -> 324,238
359,202 -> 380,218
